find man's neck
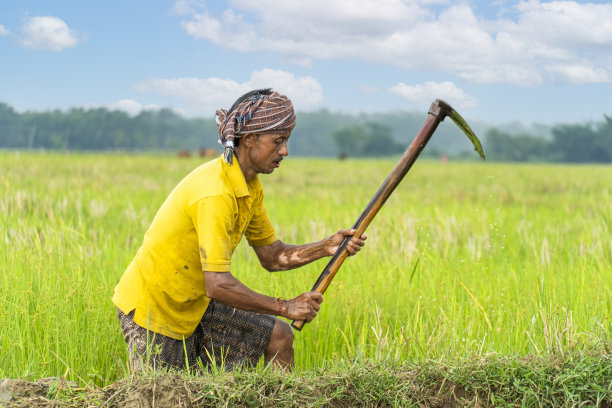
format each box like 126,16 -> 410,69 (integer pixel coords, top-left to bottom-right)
235,149 -> 257,182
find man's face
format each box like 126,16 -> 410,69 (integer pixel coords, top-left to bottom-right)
247,132 -> 291,175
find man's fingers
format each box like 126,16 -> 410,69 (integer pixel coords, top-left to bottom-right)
351,235 -> 367,246
345,232 -> 367,255
308,291 -> 323,303
348,230 -> 367,238
350,241 -> 362,251
339,229 -> 367,240
356,235 -> 367,244
342,228 -> 356,236
346,241 -> 363,255
304,305 -> 317,322
287,292 -> 324,321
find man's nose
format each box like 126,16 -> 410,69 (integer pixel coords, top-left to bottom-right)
279,140 -> 289,156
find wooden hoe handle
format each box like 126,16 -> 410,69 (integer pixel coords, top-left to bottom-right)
291,99 -> 485,330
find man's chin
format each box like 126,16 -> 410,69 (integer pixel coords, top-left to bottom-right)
256,164 -> 278,175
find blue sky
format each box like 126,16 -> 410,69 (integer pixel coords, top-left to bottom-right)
1,0 -> 611,125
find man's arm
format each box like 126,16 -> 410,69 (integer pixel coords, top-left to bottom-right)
205,271 -> 322,321
253,229 -> 367,272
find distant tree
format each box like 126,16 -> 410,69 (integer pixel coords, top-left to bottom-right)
332,125 -> 368,157
485,129 -> 549,162
332,122 -> 403,157
362,123 -> 404,156
0,103 -> 26,147
550,122 -> 611,163
596,115 -> 612,161
0,105 -> 222,151
1,101 -> 611,162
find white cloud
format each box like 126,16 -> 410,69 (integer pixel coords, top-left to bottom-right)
389,81 -> 478,108
178,0 -> 429,64
510,1 -> 612,47
545,64 -> 610,84
0,24 -> 9,37
172,0 -> 206,15
176,0 -> 612,85
20,16 -> 83,51
108,100 -> 165,116
83,99 -> 187,117
248,69 -> 323,108
133,68 -> 323,115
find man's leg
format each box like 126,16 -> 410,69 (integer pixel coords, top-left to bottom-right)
264,318 -> 295,370
116,308 -> 199,372
199,300 -> 277,370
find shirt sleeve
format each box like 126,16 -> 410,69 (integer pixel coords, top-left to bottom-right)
245,194 -> 277,247
192,195 -> 234,272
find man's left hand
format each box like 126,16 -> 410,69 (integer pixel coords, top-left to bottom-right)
327,229 -> 367,256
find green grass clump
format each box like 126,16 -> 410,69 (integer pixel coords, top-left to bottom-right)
0,151 -> 611,387
7,350 -> 612,407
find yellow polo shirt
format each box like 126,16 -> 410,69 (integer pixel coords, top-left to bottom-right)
112,155 -> 277,339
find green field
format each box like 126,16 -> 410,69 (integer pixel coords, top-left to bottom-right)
0,151 -> 610,386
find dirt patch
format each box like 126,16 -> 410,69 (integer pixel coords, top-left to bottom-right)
100,375 -> 204,408
1,377 -> 79,407
1,379 -> 48,401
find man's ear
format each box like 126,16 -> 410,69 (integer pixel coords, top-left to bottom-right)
242,134 -> 259,148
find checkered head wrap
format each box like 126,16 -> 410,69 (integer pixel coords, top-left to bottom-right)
216,91 -> 296,165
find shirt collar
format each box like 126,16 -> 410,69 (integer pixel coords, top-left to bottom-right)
223,153 -> 260,198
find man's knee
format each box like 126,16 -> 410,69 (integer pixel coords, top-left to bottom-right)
269,318 -> 294,350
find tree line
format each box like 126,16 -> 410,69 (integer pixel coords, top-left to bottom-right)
0,103 -> 217,151
0,102 -> 464,157
485,116 -> 612,163
1,101 -> 611,162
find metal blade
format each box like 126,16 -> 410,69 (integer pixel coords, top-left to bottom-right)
448,108 -> 486,160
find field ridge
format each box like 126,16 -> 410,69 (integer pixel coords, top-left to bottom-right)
3,350 -> 611,407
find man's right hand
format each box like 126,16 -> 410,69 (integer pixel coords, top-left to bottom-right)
282,292 -> 323,322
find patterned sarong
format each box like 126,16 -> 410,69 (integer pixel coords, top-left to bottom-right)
117,300 -> 276,372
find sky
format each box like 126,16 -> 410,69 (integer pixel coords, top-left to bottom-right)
1,0 -> 612,125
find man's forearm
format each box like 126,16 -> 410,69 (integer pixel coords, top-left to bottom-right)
204,271 -> 322,322
262,240 -> 331,271
255,230 -> 365,272
205,271 -> 283,315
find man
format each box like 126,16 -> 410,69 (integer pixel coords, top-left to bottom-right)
113,89 -> 366,372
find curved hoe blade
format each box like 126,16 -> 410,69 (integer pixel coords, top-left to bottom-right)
448,108 -> 486,160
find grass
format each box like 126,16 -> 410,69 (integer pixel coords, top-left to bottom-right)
6,350 -> 612,407
0,151 -> 610,391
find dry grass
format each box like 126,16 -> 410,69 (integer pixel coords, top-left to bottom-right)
4,350 -> 612,407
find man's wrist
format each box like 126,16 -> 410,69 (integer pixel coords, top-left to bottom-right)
276,297 -> 287,317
